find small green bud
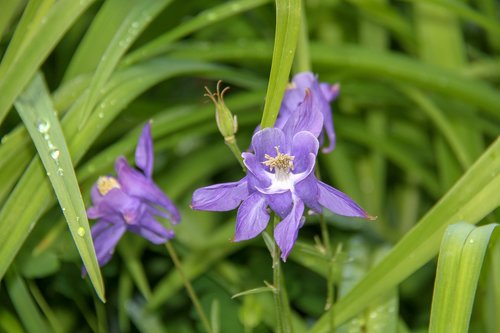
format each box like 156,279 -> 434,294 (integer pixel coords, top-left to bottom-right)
204,81 -> 238,143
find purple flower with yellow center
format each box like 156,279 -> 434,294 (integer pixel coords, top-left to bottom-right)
192,104 -> 371,261
85,122 -> 180,269
276,72 -> 340,153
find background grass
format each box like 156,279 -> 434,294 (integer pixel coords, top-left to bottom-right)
0,0 -> 498,332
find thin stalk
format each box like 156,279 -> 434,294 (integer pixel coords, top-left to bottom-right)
293,1 -> 311,73
165,242 -> 213,333
272,216 -> 293,333
225,136 -> 246,171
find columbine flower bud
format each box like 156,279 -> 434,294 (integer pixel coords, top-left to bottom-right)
204,81 -> 238,144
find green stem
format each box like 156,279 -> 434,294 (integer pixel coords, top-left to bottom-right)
225,136 -> 246,171
165,242 -> 213,333
260,0 -> 301,129
272,216 -> 293,333
293,1 -> 311,73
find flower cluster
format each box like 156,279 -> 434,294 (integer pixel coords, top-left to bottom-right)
85,123 -> 180,270
192,72 -> 371,261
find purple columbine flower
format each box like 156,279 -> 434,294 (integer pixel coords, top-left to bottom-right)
275,72 -> 340,153
192,107 -> 371,261
85,122 -> 180,270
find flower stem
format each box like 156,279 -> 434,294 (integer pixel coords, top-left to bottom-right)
293,0 -> 311,73
165,242 -> 213,333
272,216 -> 293,333
225,136 -> 246,171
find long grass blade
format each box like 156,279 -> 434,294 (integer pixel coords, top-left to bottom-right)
13,73 -> 105,301
310,137 -> 500,332
429,222 -> 499,333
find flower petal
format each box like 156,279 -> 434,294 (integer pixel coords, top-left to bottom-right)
242,153 -> 272,189
319,82 -> 340,102
294,174 -> 322,213
135,122 -> 154,178
233,193 -> 270,241
274,199 -> 305,261
317,181 -> 369,218
91,221 -> 126,267
87,188 -> 144,224
291,131 -> 319,173
116,157 -> 181,223
282,91 -> 323,140
251,128 -> 287,162
266,191 -> 293,219
191,179 -> 249,211
128,214 -> 174,244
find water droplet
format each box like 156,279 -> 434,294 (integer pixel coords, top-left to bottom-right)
1,135 -> 8,144
50,149 -> 60,160
77,227 -> 85,237
469,239 -> 475,244
46,172 -> 51,176
62,207 -> 66,212
37,120 -> 50,134
132,21 -> 140,28
47,141 -> 56,150
206,13 -> 217,21
98,112 -> 104,119
57,168 -> 64,176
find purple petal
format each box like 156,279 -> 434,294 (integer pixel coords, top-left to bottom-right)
90,184 -> 103,205
320,99 -> 336,153
317,181 -> 370,218
116,157 -> 181,224
294,174 -> 322,213
251,128 -> 287,162
135,122 -> 154,178
266,191 -> 293,219
128,214 -> 174,244
320,83 -> 340,102
242,153 -> 272,189
87,188 -> 145,225
291,131 -> 319,173
274,199 -> 305,261
191,179 -> 249,211
91,221 -> 126,267
282,91 -> 324,140
233,193 -> 270,241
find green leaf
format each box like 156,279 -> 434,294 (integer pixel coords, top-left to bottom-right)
14,73 -> 105,301
429,222 -> 499,333
76,0 -> 172,126
5,270 -> 52,333
0,0 -> 96,125
310,138 -> 500,332
122,0 -> 272,66
260,0 -> 301,128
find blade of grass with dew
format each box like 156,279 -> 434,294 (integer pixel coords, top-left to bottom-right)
260,0 -> 301,128
0,0 -> 96,125
5,270 -> 51,333
0,60 -> 235,283
76,0 -> 172,127
122,0 -> 272,67
309,138 -> 500,332
13,73 -> 104,301
429,222 -> 499,333
365,247 -> 398,333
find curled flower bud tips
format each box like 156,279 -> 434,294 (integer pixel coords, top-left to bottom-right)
205,80 -> 238,143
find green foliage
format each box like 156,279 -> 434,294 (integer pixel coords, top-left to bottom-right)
0,0 -> 498,332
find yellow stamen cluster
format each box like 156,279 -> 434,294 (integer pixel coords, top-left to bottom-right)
262,146 -> 295,173
97,176 -> 121,196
